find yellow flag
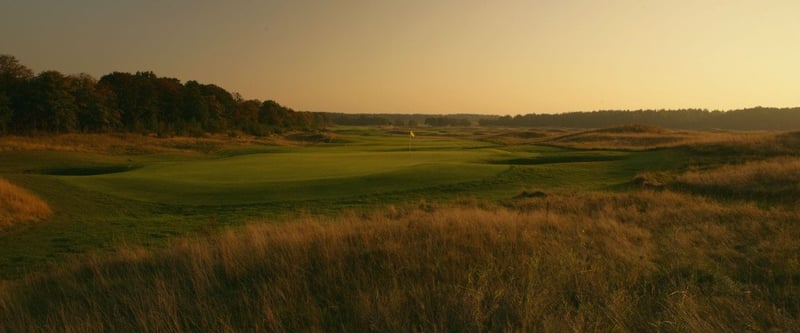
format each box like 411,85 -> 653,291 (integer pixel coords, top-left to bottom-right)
409,131 -> 415,138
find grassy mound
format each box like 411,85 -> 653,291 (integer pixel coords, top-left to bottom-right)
0,178 -> 52,229
2,192 -> 798,332
637,131 -> 800,201
675,157 -> 800,201
58,150 -> 506,205
547,125 -> 687,150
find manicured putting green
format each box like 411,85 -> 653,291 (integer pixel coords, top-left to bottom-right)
59,149 -> 510,205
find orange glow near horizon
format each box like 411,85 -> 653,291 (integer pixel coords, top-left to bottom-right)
2,1 -> 799,114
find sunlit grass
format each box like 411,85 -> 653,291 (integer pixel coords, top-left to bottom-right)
55,148 -> 508,205
0,178 -> 51,229
545,124 -> 785,151
676,157 -> 800,200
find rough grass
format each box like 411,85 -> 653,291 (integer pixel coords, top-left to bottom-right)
0,178 -> 51,229
627,131 -> 800,202
0,132 -> 298,154
684,131 -> 800,164
1,191 -> 798,332
676,157 -> 800,201
546,125 -> 783,151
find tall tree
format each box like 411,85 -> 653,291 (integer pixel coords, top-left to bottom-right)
236,99 -> 261,134
0,55 -> 34,90
0,55 -> 35,133
259,100 -> 285,127
99,71 -> 159,131
199,83 -> 235,130
69,73 -> 120,132
28,71 -> 77,132
0,92 -> 11,134
154,76 -> 185,132
183,81 -> 208,121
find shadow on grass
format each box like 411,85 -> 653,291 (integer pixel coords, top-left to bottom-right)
491,154 -> 628,165
32,165 -> 142,176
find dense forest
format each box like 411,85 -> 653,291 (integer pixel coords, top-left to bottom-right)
0,55 -> 327,136
479,108 -> 800,130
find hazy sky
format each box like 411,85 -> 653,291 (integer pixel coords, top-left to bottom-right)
2,1 -> 799,114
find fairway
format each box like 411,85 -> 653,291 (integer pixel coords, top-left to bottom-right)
59,149 -> 509,205
50,132 -> 651,206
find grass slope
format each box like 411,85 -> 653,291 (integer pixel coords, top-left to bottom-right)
0,178 -> 51,229
58,150 -> 508,205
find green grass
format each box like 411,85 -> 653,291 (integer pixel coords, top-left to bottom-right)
59,150 -> 506,205
0,127 -> 684,278
2,127 -> 799,331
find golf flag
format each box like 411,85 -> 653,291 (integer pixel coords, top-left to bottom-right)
409,131 -> 415,138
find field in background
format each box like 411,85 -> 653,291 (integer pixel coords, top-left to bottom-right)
1,125 -> 798,331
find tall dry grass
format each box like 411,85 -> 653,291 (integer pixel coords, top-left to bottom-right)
548,126 -> 787,151
0,178 -> 52,229
683,130 -> 800,162
1,191 -> 798,332
677,157 -> 800,199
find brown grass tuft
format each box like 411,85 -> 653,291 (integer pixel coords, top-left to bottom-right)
0,178 -> 52,228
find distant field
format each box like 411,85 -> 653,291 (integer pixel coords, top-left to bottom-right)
1,126 -> 798,332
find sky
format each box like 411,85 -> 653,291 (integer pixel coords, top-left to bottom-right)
2,0 -> 799,115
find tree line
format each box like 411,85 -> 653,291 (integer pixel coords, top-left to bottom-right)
0,55 -> 327,136
423,117 -> 471,127
479,108 -> 800,130
328,113 -> 474,127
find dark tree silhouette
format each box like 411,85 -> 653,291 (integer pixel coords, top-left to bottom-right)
27,71 -> 78,133
0,55 -> 34,133
70,73 -> 120,132
479,108 -> 800,130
